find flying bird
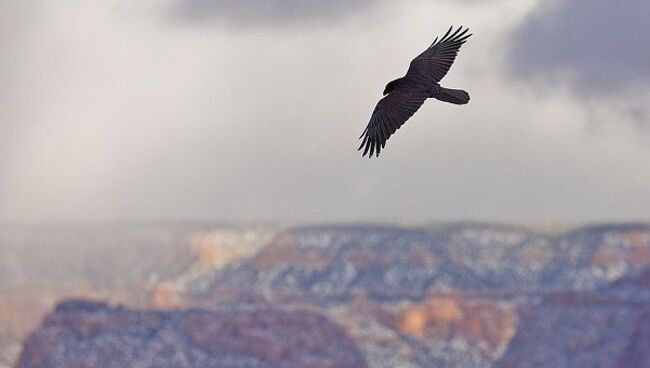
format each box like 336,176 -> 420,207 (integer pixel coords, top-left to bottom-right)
358,26 -> 472,157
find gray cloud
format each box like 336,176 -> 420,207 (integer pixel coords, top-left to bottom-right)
170,0 -> 380,25
510,0 -> 650,98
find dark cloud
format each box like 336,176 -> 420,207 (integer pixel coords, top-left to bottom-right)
170,0 -> 380,25
510,0 -> 650,98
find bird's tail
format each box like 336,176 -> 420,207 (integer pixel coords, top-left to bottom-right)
435,87 -> 470,105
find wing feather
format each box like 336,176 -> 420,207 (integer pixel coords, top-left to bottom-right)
407,25 -> 472,84
358,89 -> 428,157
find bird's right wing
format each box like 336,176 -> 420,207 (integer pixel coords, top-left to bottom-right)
407,26 -> 472,84
358,89 -> 429,157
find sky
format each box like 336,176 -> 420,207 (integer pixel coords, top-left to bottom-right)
1,0 -> 649,223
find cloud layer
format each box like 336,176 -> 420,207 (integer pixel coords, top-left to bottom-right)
1,0 -> 650,223
510,0 -> 650,97
171,0 -> 379,25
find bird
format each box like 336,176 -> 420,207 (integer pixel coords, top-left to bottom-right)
358,26 -> 472,158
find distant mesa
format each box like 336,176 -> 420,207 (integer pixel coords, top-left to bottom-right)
54,299 -> 111,313
5,222 -> 650,368
17,299 -> 368,368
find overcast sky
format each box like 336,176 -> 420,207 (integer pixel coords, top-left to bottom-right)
1,0 -> 649,223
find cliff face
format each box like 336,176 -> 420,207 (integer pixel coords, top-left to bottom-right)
335,294 -> 519,367
495,294 -> 645,368
8,223 -> 650,368
17,300 -> 367,368
176,224 -> 650,368
392,295 -> 517,350
495,270 -> 650,368
617,308 -> 650,368
192,224 -> 650,303
0,224 -> 276,366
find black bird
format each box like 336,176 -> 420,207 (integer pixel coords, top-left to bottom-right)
359,26 -> 472,157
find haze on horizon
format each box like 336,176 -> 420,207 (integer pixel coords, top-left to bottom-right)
1,0 -> 650,224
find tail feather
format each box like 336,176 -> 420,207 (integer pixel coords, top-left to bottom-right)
436,87 -> 470,105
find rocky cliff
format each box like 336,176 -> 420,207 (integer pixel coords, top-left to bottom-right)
7,223 -> 650,368
17,300 -> 367,368
184,224 -> 650,304
495,270 -> 650,368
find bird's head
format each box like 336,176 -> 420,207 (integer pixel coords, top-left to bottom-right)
383,78 -> 401,96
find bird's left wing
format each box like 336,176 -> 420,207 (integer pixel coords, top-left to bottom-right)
407,26 -> 472,84
358,88 -> 429,157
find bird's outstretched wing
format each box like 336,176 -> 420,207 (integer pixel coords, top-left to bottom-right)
407,26 -> 472,85
358,88 -> 428,157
